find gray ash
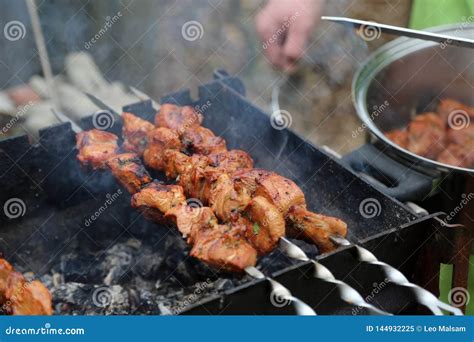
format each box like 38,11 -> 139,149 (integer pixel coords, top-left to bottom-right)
4,186 -> 306,315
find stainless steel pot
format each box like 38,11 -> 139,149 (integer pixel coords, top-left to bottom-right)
345,23 -> 474,204
344,23 -> 474,290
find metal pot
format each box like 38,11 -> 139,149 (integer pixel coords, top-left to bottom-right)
344,23 -> 474,291
345,23 -> 474,205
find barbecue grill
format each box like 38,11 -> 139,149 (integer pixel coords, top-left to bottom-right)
0,71 -> 462,315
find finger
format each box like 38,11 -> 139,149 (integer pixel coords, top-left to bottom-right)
255,11 -> 285,67
282,24 -> 310,68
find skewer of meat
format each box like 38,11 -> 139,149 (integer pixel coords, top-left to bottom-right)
77,130 -> 262,271
0,258 -> 52,315
76,131 -> 316,314
115,100 -> 460,315
77,107 -> 398,315
139,104 -> 347,253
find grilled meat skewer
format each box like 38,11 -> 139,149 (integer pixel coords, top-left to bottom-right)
77,133 -> 259,271
120,106 -> 346,253
77,106 -> 347,262
145,106 -> 347,253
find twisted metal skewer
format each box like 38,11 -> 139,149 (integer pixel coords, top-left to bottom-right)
330,236 -> 463,316
97,90 -> 390,315
83,91 -> 456,316
279,237 -> 391,315
58,94 -> 317,316
245,266 -> 316,315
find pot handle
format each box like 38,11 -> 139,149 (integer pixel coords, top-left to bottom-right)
342,144 -> 435,202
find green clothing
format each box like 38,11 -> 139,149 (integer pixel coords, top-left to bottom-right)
410,0 -> 474,29
409,0 -> 474,315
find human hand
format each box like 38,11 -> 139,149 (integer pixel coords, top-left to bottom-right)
255,0 -> 323,72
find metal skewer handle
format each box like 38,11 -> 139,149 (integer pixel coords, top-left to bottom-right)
280,238 -> 391,315
245,266 -> 316,315
330,236 -> 463,316
321,16 -> 474,49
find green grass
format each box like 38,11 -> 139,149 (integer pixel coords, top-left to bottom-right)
439,256 -> 474,315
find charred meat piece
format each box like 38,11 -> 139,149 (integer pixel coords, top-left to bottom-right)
242,196 -> 285,255
122,112 -> 155,156
254,173 -> 306,216
131,181 -> 186,223
165,204 -> 218,244
190,224 -> 257,272
76,129 -> 118,169
286,206 -> 347,254
0,258 -> 52,315
385,129 -> 409,149
182,126 -> 227,155
406,112 -> 446,159
106,153 -> 152,194
155,103 -> 203,133
143,127 -> 182,171
208,150 -> 254,173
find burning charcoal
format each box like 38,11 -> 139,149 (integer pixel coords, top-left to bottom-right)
134,289 -> 160,314
51,282 -> 131,315
158,302 -> 173,315
132,246 -> 164,280
214,278 -> 234,292
60,253 -> 104,284
102,240 -> 139,285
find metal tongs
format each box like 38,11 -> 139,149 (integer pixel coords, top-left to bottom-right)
321,16 -> 474,49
